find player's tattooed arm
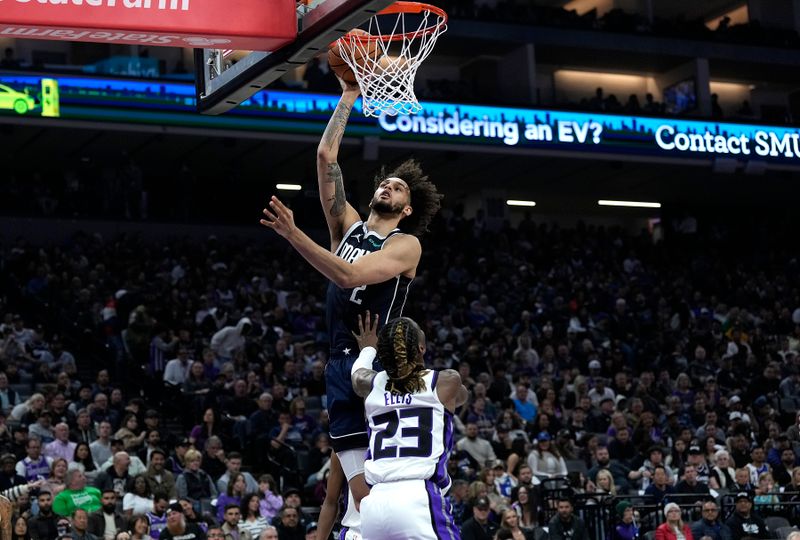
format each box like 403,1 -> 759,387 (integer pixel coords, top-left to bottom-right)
321,99 -> 353,153
353,368 -> 377,398
316,93 -> 360,246
326,163 -> 346,218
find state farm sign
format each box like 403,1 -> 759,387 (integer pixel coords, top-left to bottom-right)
0,0 -> 297,51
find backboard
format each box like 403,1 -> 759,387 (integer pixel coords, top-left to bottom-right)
194,0 -> 396,115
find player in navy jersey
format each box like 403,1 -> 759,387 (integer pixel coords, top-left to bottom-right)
349,314 -> 468,540
260,80 -> 443,538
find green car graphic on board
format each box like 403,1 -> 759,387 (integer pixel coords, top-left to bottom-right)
0,84 -> 36,114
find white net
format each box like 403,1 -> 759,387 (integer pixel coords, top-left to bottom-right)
335,3 -> 447,117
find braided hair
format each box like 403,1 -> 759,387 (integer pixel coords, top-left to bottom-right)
377,317 -> 428,395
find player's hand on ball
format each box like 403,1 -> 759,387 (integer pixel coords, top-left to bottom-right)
338,75 -> 361,95
353,310 -> 379,350
260,196 -> 296,239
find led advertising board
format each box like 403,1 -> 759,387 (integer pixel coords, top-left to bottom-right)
1,72 -> 799,166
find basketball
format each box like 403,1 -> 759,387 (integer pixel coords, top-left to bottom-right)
377,54 -> 409,74
328,29 -> 378,85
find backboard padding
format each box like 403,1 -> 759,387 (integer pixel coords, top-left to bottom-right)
195,0 -> 396,115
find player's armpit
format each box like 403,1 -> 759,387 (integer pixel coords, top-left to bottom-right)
352,368 -> 376,398
342,234 -> 421,287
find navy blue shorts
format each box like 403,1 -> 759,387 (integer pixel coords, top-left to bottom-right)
326,351 -> 381,453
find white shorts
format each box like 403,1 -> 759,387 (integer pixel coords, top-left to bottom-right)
338,448 -> 366,482
360,479 -> 459,540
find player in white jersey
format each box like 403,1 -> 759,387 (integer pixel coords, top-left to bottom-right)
349,313 -> 468,540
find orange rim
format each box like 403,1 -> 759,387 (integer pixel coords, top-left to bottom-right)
342,1 -> 447,43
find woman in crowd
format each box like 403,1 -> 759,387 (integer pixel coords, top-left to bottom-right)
258,474 -> 283,522
115,413 -> 146,452
703,436 -> 723,463
710,449 -> 736,489
129,515 -> 151,540
175,449 -> 218,504
666,439 -> 687,473
610,501 -> 639,540
497,410 -> 529,443
594,469 -> 617,496
123,474 -> 154,516
477,467 -> 507,508
10,394 -> 45,427
12,515 -> 31,540
579,434 -> 599,469
239,493 -> 269,537
498,507 -> 536,540
183,362 -> 211,405
189,408 -> 223,451
753,471 -> 780,508
510,484 -> 538,529
46,458 -> 68,496
69,442 -> 98,481
179,497 -> 212,532
524,412 -> 549,439
261,361 -> 276,390
632,410 -> 662,450
528,432 -> 567,479
215,472 -> 247,523
655,502 -> 693,540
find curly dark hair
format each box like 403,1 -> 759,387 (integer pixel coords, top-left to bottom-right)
373,158 -> 442,236
377,317 -> 428,395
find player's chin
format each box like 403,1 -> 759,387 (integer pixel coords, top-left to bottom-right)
370,200 -> 402,215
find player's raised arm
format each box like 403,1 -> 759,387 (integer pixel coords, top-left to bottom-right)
317,83 -> 361,249
351,312 -> 379,398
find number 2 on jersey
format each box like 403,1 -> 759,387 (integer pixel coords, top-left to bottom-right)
349,284 -> 367,305
372,407 -> 433,460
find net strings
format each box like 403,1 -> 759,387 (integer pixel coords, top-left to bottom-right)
338,9 -> 446,117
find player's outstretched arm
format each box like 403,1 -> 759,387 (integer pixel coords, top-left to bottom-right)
436,369 -> 469,413
317,85 -> 361,249
260,197 -> 420,288
351,312 -> 378,398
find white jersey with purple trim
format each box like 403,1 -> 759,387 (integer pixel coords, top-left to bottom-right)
364,370 -> 453,492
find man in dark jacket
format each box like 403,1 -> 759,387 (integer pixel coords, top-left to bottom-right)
725,492 -> 771,540
88,490 -> 126,539
0,453 -> 25,491
460,497 -> 498,540
274,505 -> 304,540
547,497 -> 587,540
28,490 -> 58,540
691,500 -> 733,540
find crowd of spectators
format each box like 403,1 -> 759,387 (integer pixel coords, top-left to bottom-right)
571,87 -> 760,124
0,207 -> 800,539
437,1 -> 800,49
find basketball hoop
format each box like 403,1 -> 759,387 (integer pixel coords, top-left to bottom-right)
333,1 -> 447,117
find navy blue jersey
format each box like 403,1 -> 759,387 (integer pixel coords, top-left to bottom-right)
326,221 -> 413,353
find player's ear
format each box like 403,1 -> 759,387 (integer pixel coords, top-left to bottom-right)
402,205 -> 413,217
